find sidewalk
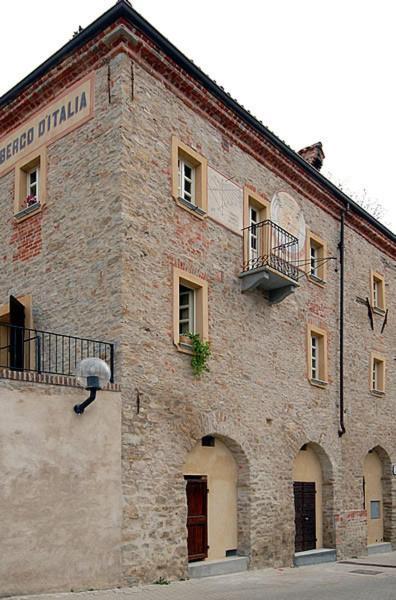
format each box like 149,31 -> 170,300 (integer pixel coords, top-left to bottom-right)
7,552 -> 396,600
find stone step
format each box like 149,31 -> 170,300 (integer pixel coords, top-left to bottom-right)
367,542 -> 393,555
188,556 -> 249,578
294,548 -> 336,567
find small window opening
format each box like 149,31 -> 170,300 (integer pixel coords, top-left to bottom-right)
370,500 -> 381,519
371,273 -> 385,311
311,335 -> 318,380
178,158 -> 196,205
26,167 -> 39,204
371,357 -> 385,393
202,435 -> 215,447
310,244 -> 318,277
179,284 -> 196,336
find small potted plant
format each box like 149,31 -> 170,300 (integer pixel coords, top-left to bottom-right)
26,194 -> 37,207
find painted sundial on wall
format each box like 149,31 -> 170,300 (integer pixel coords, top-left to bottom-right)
271,191 -> 306,261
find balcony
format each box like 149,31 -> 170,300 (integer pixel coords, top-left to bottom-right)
0,322 -> 114,382
240,219 -> 300,303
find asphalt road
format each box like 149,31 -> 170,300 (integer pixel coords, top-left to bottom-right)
8,552 -> 396,600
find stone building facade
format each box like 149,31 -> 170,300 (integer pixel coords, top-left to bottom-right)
0,1 -> 395,595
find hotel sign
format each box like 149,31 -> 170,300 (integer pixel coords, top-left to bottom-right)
0,76 -> 94,175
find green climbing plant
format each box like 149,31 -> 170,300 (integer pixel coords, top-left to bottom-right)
188,332 -> 211,376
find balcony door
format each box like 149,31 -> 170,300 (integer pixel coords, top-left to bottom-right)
9,295 -> 25,370
249,206 -> 259,265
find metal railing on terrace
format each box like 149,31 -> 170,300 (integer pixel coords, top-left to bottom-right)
242,219 -> 300,282
0,322 -> 114,382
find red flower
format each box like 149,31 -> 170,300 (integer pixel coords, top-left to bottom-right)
26,194 -> 37,207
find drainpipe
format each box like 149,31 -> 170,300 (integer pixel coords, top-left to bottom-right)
338,204 -> 349,437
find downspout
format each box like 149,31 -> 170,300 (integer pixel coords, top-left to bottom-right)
338,204 -> 349,437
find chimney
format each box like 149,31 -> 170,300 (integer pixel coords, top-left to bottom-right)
298,142 -> 325,171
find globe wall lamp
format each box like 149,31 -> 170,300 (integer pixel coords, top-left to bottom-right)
73,357 -> 111,414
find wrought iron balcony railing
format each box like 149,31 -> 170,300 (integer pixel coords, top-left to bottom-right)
242,219 -> 300,282
0,322 -> 114,382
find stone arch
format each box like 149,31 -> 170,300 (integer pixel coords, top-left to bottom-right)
364,445 -> 392,545
292,441 -> 335,550
183,432 -> 251,560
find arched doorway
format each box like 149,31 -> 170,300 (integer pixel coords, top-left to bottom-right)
183,435 -> 249,562
363,447 -> 391,546
292,443 -> 334,552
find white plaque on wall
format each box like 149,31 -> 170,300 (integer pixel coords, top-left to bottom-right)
208,167 -> 243,235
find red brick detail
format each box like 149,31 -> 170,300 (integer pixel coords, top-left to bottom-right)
335,510 -> 367,523
10,211 -> 43,262
0,20 -> 129,135
0,367 -> 120,391
168,255 -> 210,283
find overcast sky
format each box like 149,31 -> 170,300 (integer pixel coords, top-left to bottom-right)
1,0 -> 395,232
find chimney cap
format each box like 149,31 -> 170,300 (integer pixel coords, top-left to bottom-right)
298,142 -> 325,171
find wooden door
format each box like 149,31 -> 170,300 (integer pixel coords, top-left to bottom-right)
294,481 -> 316,552
9,295 -> 25,370
185,476 -> 208,562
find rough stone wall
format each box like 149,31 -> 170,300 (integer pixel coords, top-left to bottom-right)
0,54 -> 125,360
0,42 -> 395,590
0,377 -> 122,596
335,510 -> 367,559
117,54 -> 395,583
0,54 -> 126,595
339,224 -> 396,553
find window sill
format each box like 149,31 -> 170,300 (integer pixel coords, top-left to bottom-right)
373,306 -> 386,316
370,389 -> 385,397
307,274 -> 326,287
309,378 -> 328,389
176,341 -> 194,355
14,202 -> 42,222
176,196 -> 207,219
